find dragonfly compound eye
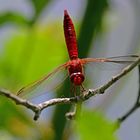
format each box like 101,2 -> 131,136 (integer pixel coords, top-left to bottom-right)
70,72 -> 85,85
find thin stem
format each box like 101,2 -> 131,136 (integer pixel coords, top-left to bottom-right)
119,65 -> 140,123
118,104 -> 140,122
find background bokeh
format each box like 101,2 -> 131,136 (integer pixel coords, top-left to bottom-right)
0,0 -> 140,140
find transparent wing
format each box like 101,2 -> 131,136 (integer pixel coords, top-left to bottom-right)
82,55 -> 139,89
17,63 -> 68,100
81,55 -> 139,64
81,55 -> 139,70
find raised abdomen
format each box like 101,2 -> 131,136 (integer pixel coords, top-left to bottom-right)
63,10 -> 78,60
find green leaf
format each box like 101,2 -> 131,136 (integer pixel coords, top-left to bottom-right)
30,0 -> 51,17
0,12 -> 30,26
0,96 -> 35,138
0,23 -> 66,91
76,110 -> 117,140
78,0 -> 108,58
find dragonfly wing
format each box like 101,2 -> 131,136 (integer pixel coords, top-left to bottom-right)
105,55 -> 139,63
81,55 -> 139,64
81,55 -> 139,89
81,55 -> 139,71
17,62 -> 69,100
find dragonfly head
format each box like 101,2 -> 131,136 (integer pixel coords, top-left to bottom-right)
70,72 -> 85,85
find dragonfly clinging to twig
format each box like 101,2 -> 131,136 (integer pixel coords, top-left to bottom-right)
17,10 -> 139,98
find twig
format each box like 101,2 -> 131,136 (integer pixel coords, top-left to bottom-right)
118,65 -> 140,123
0,57 -> 140,120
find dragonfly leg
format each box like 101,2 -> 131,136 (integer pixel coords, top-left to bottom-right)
70,84 -> 76,96
70,84 -> 85,96
80,84 -> 86,92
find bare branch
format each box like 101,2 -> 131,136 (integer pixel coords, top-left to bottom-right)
118,65 -> 140,123
0,57 -> 140,120
82,56 -> 140,99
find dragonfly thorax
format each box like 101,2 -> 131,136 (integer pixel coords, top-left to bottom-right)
68,58 -> 85,85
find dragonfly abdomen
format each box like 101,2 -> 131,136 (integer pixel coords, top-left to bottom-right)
64,10 -> 78,60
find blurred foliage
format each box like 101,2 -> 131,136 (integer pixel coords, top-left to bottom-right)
0,0 -> 114,140
0,12 -> 30,26
76,109 -> 117,140
0,22 -> 66,139
0,23 -> 66,91
0,97 -> 51,140
78,0 -> 108,58
30,0 -> 52,18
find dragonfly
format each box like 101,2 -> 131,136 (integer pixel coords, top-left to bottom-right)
17,10 -> 139,98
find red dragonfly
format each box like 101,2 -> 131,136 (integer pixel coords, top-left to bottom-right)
17,10 -> 138,98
